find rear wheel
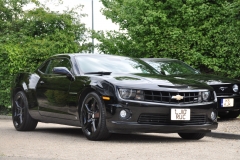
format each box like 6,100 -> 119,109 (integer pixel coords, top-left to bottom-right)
12,91 -> 38,131
218,111 -> 240,119
178,133 -> 206,140
80,92 -> 111,141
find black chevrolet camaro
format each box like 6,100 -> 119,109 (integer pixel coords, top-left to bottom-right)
142,58 -> 240,119
11,54 -> 218,141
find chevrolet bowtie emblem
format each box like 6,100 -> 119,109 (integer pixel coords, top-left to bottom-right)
172,95 -> 184,101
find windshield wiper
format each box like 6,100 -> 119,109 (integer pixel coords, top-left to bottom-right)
84,71 -> 112,76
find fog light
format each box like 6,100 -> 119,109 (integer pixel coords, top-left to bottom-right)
120,110 -> 127,118
211,111 -> 217,120
119,109 -> 131,119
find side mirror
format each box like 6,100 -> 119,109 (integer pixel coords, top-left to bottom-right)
53,67 -> 75,81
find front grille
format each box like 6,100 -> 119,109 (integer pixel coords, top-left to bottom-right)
138,113 -> 206,125
144,91 -> 199,104
211,85 -> 233,96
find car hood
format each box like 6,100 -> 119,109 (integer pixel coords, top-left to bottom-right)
167,74 -> 240,85
87,73 -> 213,91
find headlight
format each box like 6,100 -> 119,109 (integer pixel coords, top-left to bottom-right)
118,89 -> 144,100
119,89 -> 136,99
202,91 -> 210,101
233,84 -> 238,92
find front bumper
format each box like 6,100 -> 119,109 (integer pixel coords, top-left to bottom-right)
105,101 -> 218,134
217,95 -> 240,112
107,121 -> 217,134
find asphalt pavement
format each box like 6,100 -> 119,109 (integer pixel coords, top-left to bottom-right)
0,116 -> 240,160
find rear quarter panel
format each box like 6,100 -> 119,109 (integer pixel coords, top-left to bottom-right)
11,72 -> 41,119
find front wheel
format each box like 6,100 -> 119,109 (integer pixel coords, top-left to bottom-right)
178,133 -> 206,140
80,92 -> 111,141
12,91 -> 38,131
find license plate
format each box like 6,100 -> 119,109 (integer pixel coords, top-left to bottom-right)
221,98 -> 234,107
171,109 -> 190,120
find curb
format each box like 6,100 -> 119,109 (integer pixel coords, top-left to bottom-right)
0,115 -> 12,120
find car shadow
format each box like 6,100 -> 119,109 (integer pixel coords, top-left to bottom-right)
205,118 -> 240,139
35,127 -> 83,137
217,117 -> 240,122
34,127 -> 210,143
109,133 -> 185,143
206,132 -> 240,140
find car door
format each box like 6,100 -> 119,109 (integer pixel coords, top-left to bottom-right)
36,57 -> 75,120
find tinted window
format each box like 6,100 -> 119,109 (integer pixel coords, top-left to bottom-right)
46,58 -> 72,74
38,60 -> 50,73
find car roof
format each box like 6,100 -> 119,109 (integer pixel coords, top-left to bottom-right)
52,53 -> 130,58
141,58 -> 178,62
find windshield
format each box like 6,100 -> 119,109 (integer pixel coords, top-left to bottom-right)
144,60 -> 200,75
75,55 -> 159,74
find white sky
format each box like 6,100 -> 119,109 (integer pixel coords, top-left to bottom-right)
23,0 -> 119,50
33,0 -> 119,31
79,0 -> 119,31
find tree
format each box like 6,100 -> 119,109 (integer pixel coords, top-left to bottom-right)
96,0 -> 240,78
0,0 -> 91,107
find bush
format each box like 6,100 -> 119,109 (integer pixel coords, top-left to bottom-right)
0,1 -> 91,109
98,0 -> 240,79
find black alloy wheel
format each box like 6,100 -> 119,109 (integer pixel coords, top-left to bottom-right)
12,91 -> 38,131
178,133 -> 206,140
81,92 -> 110,141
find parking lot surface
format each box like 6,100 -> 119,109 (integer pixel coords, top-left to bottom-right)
0,117 -> 239,160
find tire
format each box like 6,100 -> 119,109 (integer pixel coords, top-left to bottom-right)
218,111 -> 240,119
178,133 -> 206,140
80,92 -> 111,141
12,91 -> 38,131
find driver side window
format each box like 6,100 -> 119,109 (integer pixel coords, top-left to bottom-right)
46,58 -> 72,74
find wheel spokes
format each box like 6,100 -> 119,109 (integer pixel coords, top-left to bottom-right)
13,112 -> 23,126
83,97 -> 100,134
15,100 -> 21,110
92,119 -> 96,132
14,97 -> 25,126
19,114 -> 23,124
85,104 -> 93,115
91,98 -> 96,110
84,119 -> 92,129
